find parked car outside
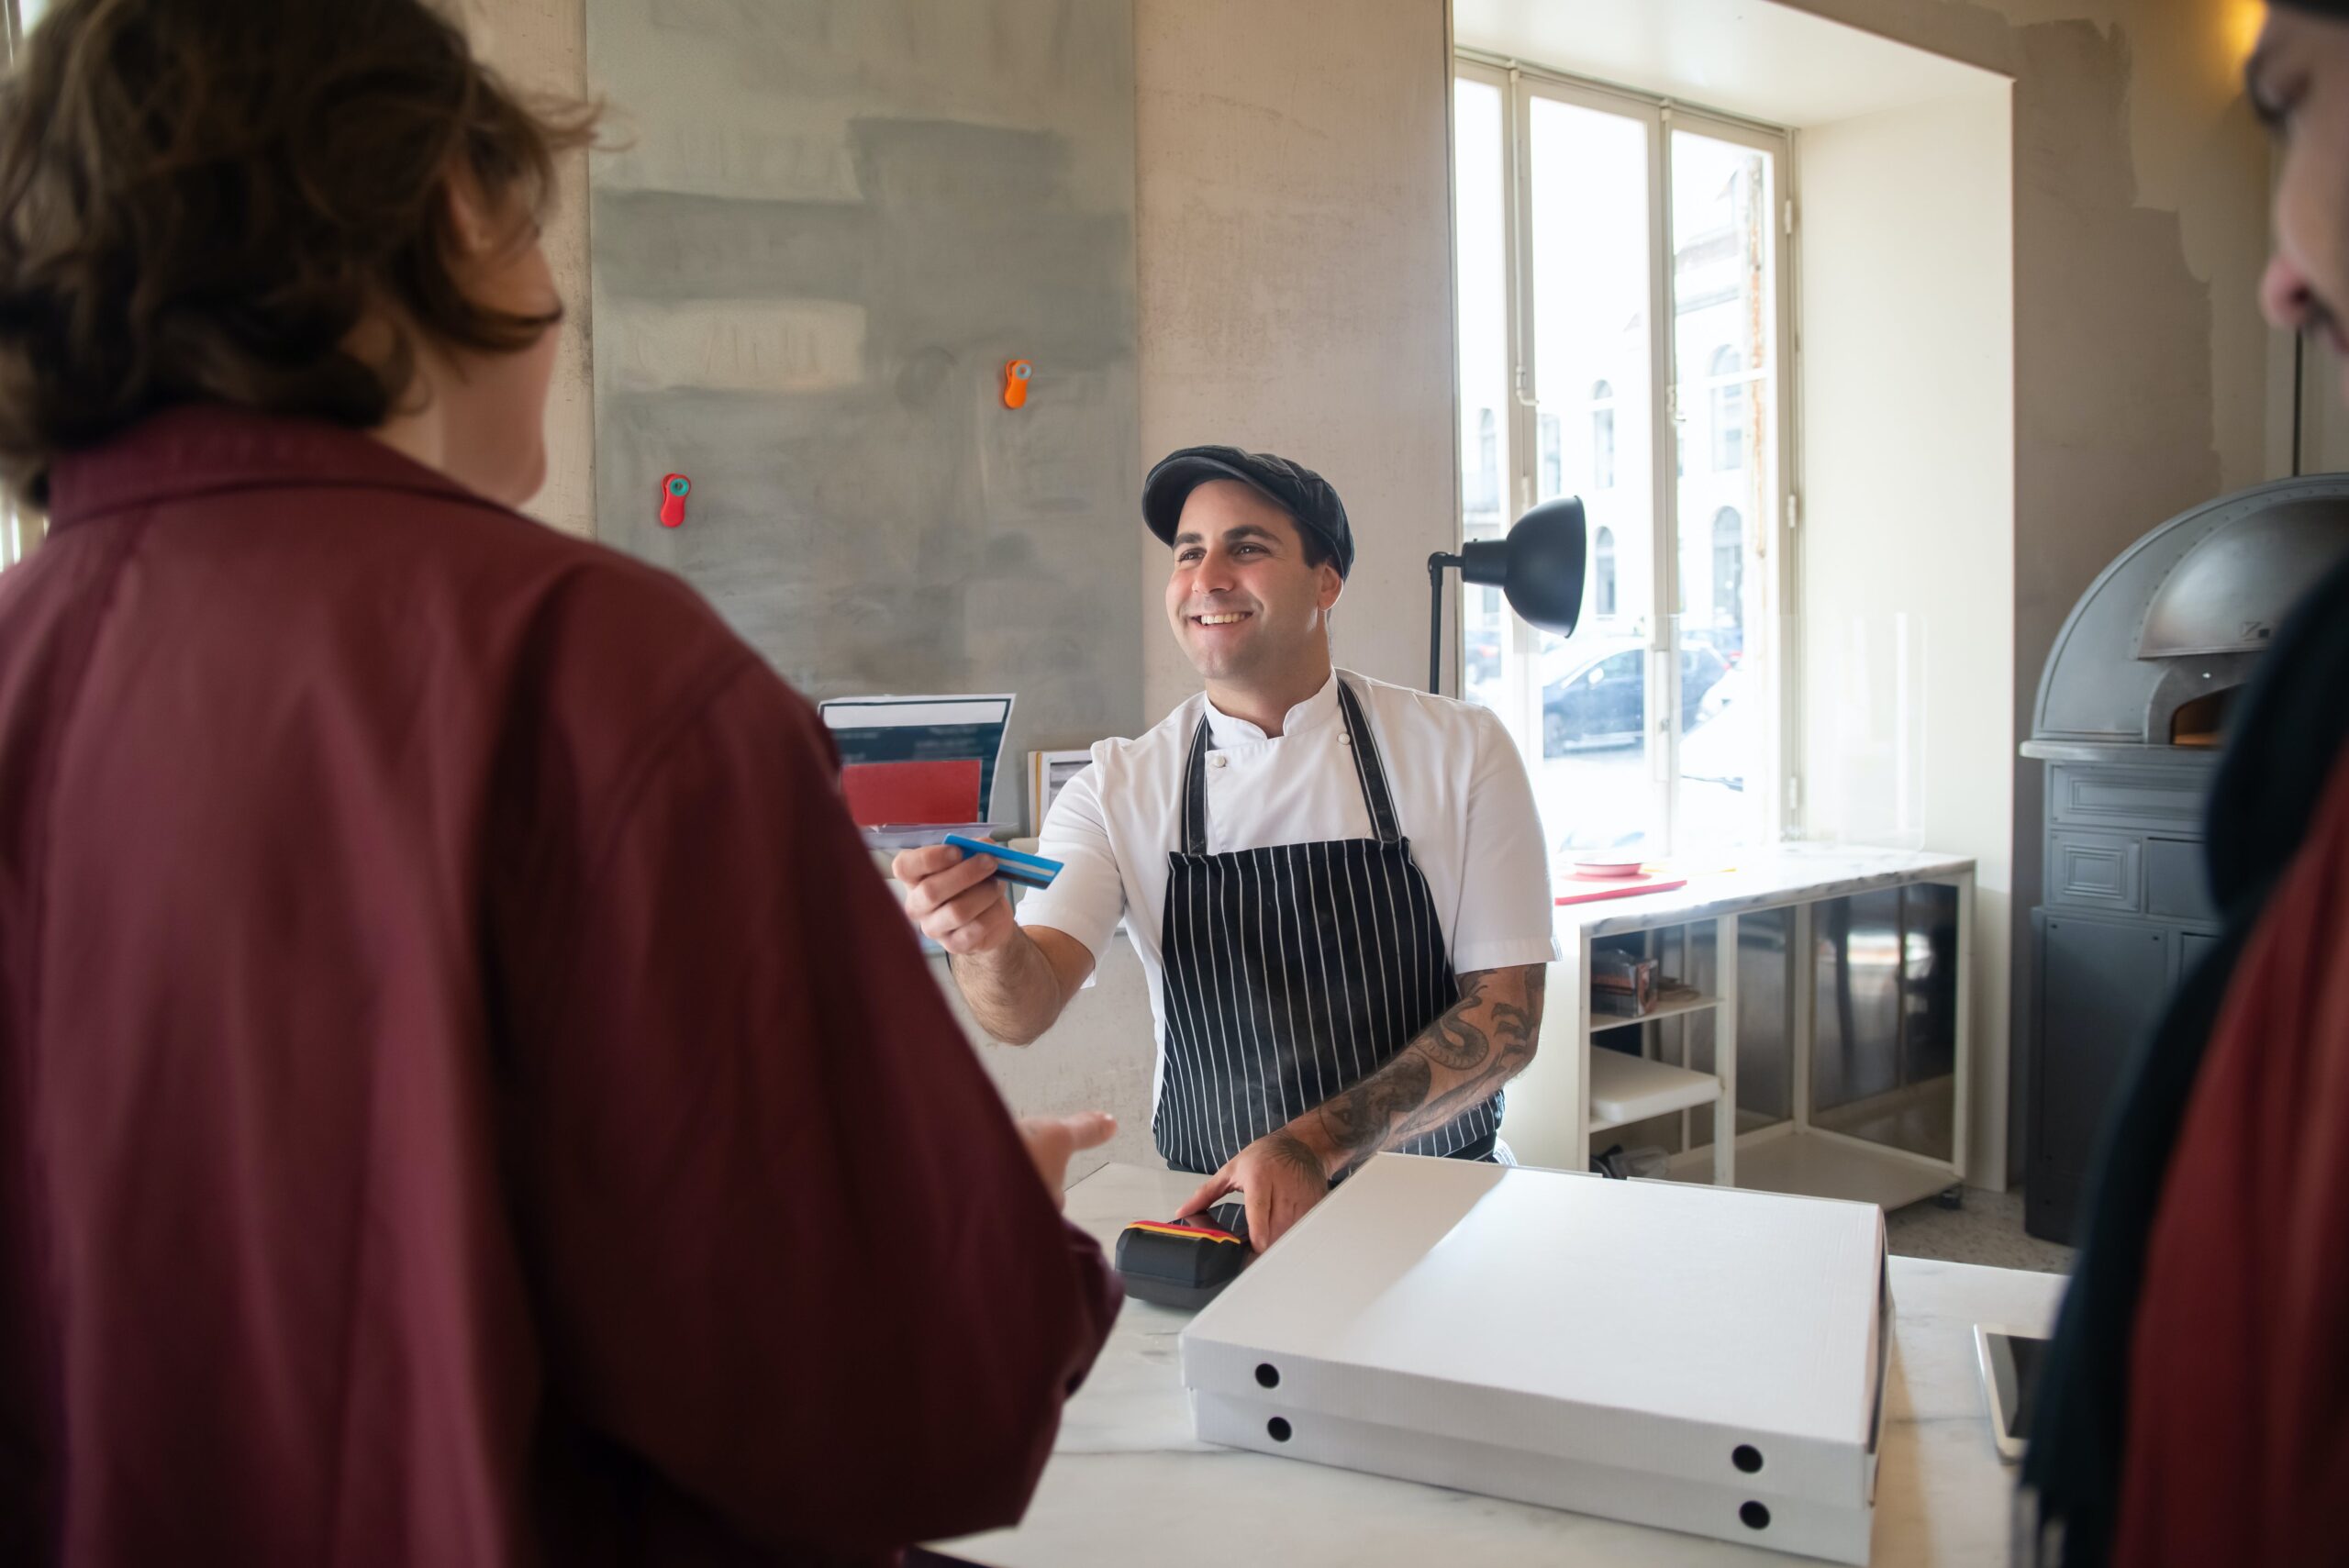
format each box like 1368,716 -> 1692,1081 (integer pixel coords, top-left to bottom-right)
1540,638 -> 1730,756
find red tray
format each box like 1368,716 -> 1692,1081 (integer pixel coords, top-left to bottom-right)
1556,873 -> 1689,906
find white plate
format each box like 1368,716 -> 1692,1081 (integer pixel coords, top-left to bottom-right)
1571,860 -> 1645,879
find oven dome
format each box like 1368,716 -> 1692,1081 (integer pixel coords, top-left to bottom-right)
2137,499 -> 2349,660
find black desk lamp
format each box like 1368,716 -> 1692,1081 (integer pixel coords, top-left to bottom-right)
1428,496 -> 1589,694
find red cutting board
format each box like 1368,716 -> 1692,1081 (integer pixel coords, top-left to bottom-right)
1556,873 -> 1689,906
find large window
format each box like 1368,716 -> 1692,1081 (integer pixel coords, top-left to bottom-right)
1453,61 -> 1790,859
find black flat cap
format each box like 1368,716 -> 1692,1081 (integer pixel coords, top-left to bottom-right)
1143,445 -> 1354,579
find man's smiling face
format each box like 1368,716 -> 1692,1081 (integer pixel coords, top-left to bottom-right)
1163,480 -> 1343,686
2254,6 -> 2349,400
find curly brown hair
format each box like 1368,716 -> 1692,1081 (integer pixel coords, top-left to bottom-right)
0,0 -> 596,506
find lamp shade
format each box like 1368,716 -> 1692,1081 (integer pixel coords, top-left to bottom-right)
1460,496 -> 1586,636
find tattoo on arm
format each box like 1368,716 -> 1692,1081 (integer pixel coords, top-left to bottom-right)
1316,1051 -> 1433,1157
1393,964 -> 1545,1145
1263,1129 -> 1329,1185
1416,971 -> 1495,1070
1309,966 -> 1546,1170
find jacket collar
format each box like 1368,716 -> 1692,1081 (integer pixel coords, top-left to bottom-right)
1203,670 -> 1344,748
46,403 -> 484,529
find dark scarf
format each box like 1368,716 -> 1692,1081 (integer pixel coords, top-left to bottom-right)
2021,549 -> 2349,1563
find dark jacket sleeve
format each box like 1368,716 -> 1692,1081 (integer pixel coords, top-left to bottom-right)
501,659 -> 1120,1557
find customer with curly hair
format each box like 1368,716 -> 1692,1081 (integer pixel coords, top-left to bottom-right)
0,3 -> 1119,1563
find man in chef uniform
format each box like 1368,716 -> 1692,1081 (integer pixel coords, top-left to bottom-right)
896,446 -> 1559,1250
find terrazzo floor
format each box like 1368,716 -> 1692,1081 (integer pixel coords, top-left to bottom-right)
1885,1184 -> 2076,1274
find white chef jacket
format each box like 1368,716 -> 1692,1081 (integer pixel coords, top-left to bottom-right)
1017,670 -> 1558,1109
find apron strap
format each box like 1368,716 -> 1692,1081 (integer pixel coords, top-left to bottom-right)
1177,677 -> 1404,853
1336,679 -> 1402,845
1181,714 -> 1213,857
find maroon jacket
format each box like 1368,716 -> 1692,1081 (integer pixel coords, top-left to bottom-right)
2112,754 -> 2349,1567
0,406 -> 1119,1566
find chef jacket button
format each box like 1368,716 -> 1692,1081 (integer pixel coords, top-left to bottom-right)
1338,732 -> 1353,746
1210,753 -> 1228,768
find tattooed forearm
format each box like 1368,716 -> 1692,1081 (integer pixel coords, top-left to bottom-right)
1390,1044 -> 1531,1145
1300,965 -> 1547,1172
1419,972 -> 1496,1070
1488,993 -> 1537,1054
1317,1051 -> 1433,1155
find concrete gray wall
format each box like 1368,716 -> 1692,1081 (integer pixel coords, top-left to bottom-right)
582,0 -> 1144,815
1133,0 -> 1461,719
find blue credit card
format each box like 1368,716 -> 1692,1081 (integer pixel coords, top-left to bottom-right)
943,833 -> 1063,890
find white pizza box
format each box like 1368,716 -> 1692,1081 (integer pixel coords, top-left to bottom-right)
1180,1154 -> 1890,1564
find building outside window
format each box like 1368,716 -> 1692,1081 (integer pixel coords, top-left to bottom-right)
1472,407 -> 1500,516
1711,506 -> 1744,660
1590,380 -> 1616,490
1711,345 -> 1747,472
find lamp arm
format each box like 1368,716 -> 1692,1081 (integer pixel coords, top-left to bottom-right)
1428,550 -> 1463,695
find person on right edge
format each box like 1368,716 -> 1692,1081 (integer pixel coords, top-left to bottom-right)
2022,4 -> 2349,1562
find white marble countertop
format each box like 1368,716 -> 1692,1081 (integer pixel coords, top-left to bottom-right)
1555,846 -> 1976,940
945,1162 -> 2063,1568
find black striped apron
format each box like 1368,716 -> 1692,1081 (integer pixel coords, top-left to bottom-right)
1152,679 -> 1501,1175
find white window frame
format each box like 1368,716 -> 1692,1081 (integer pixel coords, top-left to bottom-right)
1453,50 -> 1803,851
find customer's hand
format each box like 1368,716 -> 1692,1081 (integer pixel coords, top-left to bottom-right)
892,843 -> 1019,956
1019,1110 -> 1118,1207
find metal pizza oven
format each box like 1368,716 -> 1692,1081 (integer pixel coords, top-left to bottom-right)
2021,474 -> 2349,1242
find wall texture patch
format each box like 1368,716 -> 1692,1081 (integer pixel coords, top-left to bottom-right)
586,0 -> 1141,823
